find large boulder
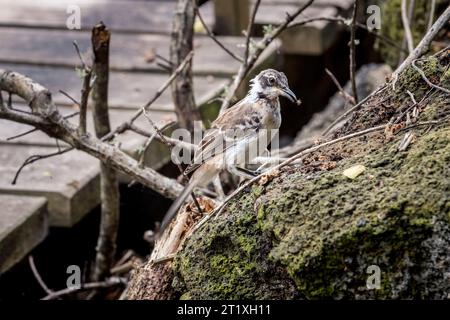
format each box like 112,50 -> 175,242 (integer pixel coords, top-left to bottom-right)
171,54 -> 450,299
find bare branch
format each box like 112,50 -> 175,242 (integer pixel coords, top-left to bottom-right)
244,0 -> 261,64
42,277 -> 126,300
0,69 -> 184,199
322,85 -> 388,136
325,68 -> 355,105
90,22 -> 121,283
72,41 -> 93,136
11,147 -> 73,185
349,0 -> 359,104
0,90 -> 4,109
29,256 -> 54,297
102,51 -> 194,142
138,120 -> 175,167
401,0 -> 415,53
170,0 -> 201,130
193,1 -> 243,63
6,111 -> 79,141
129,124 -> 196,152
59,89 -> 81,106
427,0 -> 436,30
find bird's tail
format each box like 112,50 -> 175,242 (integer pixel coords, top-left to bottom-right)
160,181 -> 198,232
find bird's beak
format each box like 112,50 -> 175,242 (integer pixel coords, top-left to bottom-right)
281,87 -> 298,103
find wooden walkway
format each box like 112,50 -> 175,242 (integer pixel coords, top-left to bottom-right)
0,0 -> 351,273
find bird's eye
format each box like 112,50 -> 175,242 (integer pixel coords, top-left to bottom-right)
268,76 -> 275,85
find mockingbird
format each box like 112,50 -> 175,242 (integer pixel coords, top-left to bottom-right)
161,69 -> 298,231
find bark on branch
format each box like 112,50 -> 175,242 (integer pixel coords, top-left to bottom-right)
170,0 -> 201,131
0,69 -> 183,199
91,22 -> 121,282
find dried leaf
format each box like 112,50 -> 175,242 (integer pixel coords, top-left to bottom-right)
42,171 -> 52,178
342,164 -> 366,179
144,48 -> 156,63
194,18 -> 206,34
258,169 -> 280,186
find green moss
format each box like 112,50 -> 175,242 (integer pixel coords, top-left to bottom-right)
172,55 -> 450,299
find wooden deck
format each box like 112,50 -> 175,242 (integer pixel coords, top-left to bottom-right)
0,0 -> 350,273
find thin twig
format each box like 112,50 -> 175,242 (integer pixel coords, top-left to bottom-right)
193,1 -> 243,63
59,90 -> 81,106
322,85 -> 388,136
138,121 -> 174,167
11,147 -> 73,184
73,40 -> 87,68
155,53 -> 173,67
129,124 -> 196,152
427,0 -> 436,30
7,92 -> 12,108
325,68 -> 355,105
6,111 -> 79,141
102,51 -> 194,142
41,277 -> 126,300
29,256 -> 54,296
412,59 -> 450,94
401,0 -> 415,53
349,0 -> 359,104
244,0 -> 261,64
73,41 -> 92,136
0,90 -> 4,109
156,62 -> 172,72
152,253 -> 176,265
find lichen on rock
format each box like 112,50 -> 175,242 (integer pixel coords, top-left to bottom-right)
172,55 -> 450,299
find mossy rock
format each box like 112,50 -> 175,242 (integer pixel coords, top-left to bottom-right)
172,55 -> 450,299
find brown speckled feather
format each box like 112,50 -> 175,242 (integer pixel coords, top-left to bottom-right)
184,97 -> 281,175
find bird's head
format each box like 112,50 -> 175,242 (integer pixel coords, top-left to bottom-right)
249,69 -> 299,104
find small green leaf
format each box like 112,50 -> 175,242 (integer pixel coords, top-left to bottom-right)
262,24 -> 274,36
75,67 -> 86,79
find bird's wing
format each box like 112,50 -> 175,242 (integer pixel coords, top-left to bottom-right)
184,99 -> 263,175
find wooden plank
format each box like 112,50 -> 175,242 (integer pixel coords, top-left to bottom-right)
0,63 -> 228,110
0,194 -> 48,274
0,0 -> 214,34
0,145 -> 100,227
255,5 -> 340,55
213,0 -> 249,36
0,28 -> 247,76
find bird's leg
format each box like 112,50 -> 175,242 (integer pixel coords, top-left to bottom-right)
256,161 -> 272,173
213,175 -> 226,200
227,165 -> 259,179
